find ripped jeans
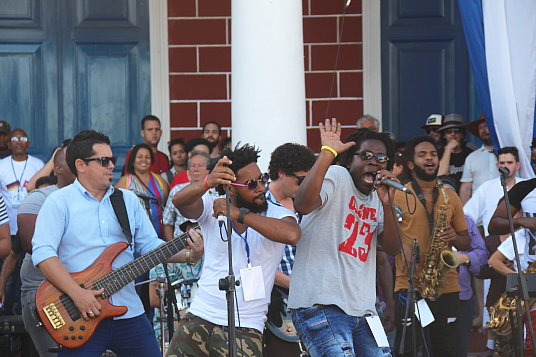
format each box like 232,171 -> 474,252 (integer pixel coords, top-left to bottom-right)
394,290 -> 460,357
291,305 -> 391,357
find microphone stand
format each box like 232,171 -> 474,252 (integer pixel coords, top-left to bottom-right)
218,185 -> 238,357
156,274 -> 167,356
399,239 -> 419,357
499,167 -> 536,357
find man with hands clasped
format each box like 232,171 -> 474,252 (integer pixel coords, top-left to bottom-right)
166,144 -> 301,357
288,118 -> 401,357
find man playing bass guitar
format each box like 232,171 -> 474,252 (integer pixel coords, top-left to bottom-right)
31,130 -> 203,357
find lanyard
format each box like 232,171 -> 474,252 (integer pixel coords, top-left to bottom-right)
411,180 -> 439,235
232,221 -> 251,268
11,158 -> 27,192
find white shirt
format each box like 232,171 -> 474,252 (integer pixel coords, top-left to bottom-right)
187,194 -> 294,332
0,155 -> 44,235
460,145 -> 498,194
464,176 -> 525,236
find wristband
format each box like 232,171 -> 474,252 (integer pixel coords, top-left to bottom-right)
445,146 -> 453,150
203,175 -> 210,190
321,145 -> 338,158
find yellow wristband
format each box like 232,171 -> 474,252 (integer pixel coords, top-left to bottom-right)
321,146 -> 338,157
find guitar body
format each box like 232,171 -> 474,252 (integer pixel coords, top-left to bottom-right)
266,286 -> 300,342
35,242 -> 129,349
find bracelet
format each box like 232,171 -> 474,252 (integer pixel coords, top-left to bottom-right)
185,251 -> 198,266
445,146 -> 453,150
321,145 -> 338,157
203,175 -> 210,190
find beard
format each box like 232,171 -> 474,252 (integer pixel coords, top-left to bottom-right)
235,190 -> 268,214
413,163 -> 438,182
482,136 -> 493,146
207,139 -> 218,150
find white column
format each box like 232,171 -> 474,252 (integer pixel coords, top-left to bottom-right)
232,0 -> 306,172
149,0 -> 170,153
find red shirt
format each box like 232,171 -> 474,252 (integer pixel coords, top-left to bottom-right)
122,150 -> 170,175
169,170 -> 189,190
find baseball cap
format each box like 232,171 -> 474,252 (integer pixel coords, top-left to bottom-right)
421,114 -> 443,129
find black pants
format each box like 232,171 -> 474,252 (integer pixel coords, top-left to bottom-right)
394,290 -> 460,357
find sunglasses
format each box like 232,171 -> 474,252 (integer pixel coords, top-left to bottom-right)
230,173 -> 269,191
445,128 -> 462,134
288,173 -> 306,185
83,156 -> 118,167
356,150 -> 389,163
11,137 -> 28,142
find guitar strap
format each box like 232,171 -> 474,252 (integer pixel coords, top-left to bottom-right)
110,189 -> 133,247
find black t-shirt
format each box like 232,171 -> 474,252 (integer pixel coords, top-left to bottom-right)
438,144 -> 473,192
507,178 -> 536,256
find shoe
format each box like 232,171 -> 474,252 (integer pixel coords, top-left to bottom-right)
477,347 -> 493,357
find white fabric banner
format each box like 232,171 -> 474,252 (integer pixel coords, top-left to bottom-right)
483,0 -> 536,179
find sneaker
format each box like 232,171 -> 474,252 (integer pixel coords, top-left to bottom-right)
477,347 -> 493,357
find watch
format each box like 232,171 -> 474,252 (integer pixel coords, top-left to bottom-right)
185,251 -> 198,266
237,207 -> 251,224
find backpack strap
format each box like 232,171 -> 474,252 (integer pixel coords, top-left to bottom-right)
110,189 -> 133,247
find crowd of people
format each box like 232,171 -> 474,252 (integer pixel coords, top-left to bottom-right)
0,112 -> 535,357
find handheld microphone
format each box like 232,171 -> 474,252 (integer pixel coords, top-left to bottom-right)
134,191 -> 157,201
381,178 -> 413,195
218,212 -> 225,227
498,166 -> 510,177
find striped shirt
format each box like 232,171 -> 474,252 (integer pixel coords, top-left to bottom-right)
0,194 -> 9,227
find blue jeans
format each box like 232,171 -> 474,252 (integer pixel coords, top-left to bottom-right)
58,315 -> 160,357
291,305 -> 391,357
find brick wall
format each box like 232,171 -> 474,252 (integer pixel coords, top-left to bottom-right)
167,0 -> 363,152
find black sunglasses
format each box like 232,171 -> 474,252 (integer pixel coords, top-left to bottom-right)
288,173 -> 306,185
230,173 -> 269,191
83,156 -> 118,167
355,150 -> 389,163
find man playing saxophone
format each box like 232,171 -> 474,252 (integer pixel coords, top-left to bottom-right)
393,136 -> 471,357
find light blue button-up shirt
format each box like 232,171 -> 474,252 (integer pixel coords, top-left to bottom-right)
32,180 -> 163,319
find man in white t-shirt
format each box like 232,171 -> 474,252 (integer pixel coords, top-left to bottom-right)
289,119 -> 401,357
464,146 -> 524,236
0,129 -> 44,237
166,143 -> 301,357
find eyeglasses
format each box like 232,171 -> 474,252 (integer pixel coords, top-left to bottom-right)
230,173 -> 269,191
425,128 -> 437,134
83,156 -> 118,167
356,151 -> 389,163
445,128 -> 462,134
288,173 -> 306,186
10,137 -> 28,142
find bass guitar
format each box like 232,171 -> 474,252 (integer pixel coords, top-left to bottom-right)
35,228 -> 196,349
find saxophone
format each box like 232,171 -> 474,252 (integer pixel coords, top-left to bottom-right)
419,180 -> 460,300
488,261 -> 536,335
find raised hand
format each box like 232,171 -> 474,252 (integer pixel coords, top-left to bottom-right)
205,156 -> 236,189
319,118 -> 355,154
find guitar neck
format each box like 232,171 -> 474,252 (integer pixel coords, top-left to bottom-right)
96,227 -> 197,298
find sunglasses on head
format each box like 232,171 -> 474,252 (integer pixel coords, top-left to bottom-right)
355,150 -> 389,163
11,137 -> 28,142
288,173 -> 306,185
83,156 -> 118,167
230,173 -> 269,191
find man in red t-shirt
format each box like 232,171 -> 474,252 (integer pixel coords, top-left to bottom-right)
123,115 -> 170,175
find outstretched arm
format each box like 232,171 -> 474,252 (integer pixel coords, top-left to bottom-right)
294,118 -> 355,215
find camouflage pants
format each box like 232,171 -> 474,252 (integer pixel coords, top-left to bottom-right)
166,312 -> 263,357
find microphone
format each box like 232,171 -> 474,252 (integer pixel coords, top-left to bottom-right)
381,178 -> 413,194
134,191 -> 157,201
498,166 -> 510,177
218,212 -> 225,227
345,0 -> 352,9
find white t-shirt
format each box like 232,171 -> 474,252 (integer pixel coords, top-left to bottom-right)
497,229 -> 534,272
288,165 -> 384,317
464,176 -> 525,236
459,146 -> 498,193
0,155 -> 44,235
187,194 -> 293,332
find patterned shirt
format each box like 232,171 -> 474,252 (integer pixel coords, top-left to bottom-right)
0,194 -> 9,227
266,189 -> 299,276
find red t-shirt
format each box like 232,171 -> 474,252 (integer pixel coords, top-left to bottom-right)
122,150 -> 170,175
169,170 -> 189,190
